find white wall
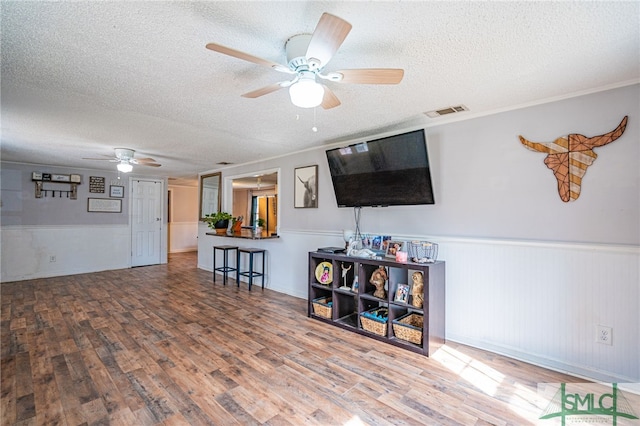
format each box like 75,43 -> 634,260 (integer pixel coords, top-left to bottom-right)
168,184 -> 198,253
1,224 -> 131,280
1,164 -> 130,226
199,84 -> 639,382
168,221 -> 198,253
1,164 -> 169,281
1,85 -> 637,383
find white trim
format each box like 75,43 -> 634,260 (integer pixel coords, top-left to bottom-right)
280,228 -> 640,254
1,224 -> 125,230
446,336 -> 638,384
422,79 -> 640,127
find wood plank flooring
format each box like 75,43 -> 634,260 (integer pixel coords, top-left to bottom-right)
2,251 -> 583,425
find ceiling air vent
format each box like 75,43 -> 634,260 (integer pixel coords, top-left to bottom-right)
424,105 -> 469,118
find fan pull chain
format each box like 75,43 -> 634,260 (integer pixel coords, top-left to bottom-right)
311,107 -> 318,132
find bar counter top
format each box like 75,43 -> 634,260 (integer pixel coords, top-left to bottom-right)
205,229 -> 280,240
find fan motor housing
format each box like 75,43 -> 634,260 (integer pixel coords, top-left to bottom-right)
114,148 -> 135,161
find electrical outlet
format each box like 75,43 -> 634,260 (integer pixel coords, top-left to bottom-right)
596,325 -> 612,345
49,255 -> 56,263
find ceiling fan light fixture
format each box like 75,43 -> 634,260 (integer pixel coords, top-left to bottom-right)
289,75 -> 324,108
117,161 -> 133,173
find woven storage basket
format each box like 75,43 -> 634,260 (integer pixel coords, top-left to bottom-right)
312,297 -> 332,319
359,307 -> 388,336
392,312 -> 423,345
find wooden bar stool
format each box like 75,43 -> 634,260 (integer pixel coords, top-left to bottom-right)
236,248 -> 266,291
213,245 -> 238,285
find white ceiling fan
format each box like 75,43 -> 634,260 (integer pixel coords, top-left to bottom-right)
83,148 -> 161,173
206,12 -> 404,109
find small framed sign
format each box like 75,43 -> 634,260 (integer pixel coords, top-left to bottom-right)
88,198 -> 122,213
51,174 -> 71,182
89,176 -> 105,193
110,185 -> 124,198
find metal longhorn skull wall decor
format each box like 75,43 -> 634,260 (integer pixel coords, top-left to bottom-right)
519,116 -> 628,202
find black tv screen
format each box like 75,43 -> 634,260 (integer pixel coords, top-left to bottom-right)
325,129 -> 435,207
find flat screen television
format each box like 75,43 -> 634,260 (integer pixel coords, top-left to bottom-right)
325,129 -> 435,207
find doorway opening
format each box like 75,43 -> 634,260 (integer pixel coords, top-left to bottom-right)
250,195 -> 277,235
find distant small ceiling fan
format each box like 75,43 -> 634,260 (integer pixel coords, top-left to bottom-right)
206,12 -> 404,109
83,148 -> 161,173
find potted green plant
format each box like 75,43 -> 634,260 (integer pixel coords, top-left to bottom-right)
204,211 -> 233,233
253,217 -> 266,236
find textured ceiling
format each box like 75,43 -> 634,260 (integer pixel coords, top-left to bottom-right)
2,1 -> 639,185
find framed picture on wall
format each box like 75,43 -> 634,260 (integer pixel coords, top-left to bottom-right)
110,185 -> 124,198
294,165 -> 318,208
87,198 -> 122,213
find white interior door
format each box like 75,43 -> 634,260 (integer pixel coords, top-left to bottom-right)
131,179 -> 163,267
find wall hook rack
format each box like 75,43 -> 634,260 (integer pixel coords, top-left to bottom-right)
32,172 -> 81,200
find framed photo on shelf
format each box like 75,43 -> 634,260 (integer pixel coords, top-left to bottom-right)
371,235 -> 382,250
394,283 -> 410,303
386,240 -> 404,258
110,185 -> 124,198
294,165 -> 318,208
380,236 -> 392,252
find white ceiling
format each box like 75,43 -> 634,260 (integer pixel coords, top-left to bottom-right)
2,1 -> 638,186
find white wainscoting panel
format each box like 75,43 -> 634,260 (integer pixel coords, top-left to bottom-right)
435,237 -> 639,383
204,228 -> 638,383
1,225 -> 131,282
169,221 -> 198,253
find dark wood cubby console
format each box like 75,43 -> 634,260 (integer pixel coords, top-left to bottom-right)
308,251 -> 445,356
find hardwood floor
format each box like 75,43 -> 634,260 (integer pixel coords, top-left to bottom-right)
2,251 -> 583,425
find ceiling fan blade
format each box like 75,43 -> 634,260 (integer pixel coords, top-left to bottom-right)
140,163 -> 161,167
241,81 -> 290,98
135,157 -> 157,163
305,13 -> 352,68
320,85 -> 341,109
83,153 -> 117,160
206,42 -> 284,71
334,69 -> 405,84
